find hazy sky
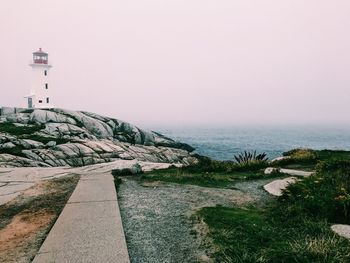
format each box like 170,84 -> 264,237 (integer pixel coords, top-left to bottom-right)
1,1 -> 350,126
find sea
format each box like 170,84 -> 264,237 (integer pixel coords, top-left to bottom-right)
153,125 -> 350,161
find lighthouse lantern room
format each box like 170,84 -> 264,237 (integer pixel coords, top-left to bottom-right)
25,48 -> 53,109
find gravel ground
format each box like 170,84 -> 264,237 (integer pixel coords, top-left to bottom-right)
118,177 -> 275,263
234,178 -> 276,204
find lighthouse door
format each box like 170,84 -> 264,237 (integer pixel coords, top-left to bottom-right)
28,98 -> 33,109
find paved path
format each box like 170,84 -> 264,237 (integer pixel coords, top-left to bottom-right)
0,160 -> 176,205
32,172 -> 130,263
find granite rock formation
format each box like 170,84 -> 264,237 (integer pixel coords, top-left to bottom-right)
0,107 -> 196,167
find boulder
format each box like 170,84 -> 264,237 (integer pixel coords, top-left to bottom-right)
46,141 -> 57,147
264,167 -> 313,177
30,109 -> 77,125
331,224 -> 350,240
0,142 -> 16,149
263,177 -> 298,196
270,156 -> 290,163
18,139 -> 45,149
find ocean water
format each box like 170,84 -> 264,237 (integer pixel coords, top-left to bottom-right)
154,125 -> 350,161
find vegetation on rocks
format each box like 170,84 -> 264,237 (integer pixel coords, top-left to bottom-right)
0,145 -> 27,158
0,123 -> 44,136
0,108 -> 196,167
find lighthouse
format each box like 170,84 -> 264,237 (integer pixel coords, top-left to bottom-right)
25,48 -> 53,109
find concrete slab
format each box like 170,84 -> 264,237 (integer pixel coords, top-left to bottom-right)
68,177 -> 117,203
32,173 -> 130,263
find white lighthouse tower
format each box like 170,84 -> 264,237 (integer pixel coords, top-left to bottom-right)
25,48 -> 54,109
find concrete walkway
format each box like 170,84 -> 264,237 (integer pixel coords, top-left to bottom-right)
32,172 -> 130,263
0,160 -> 176,205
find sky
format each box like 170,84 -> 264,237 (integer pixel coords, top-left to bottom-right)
0,0 -> 350,127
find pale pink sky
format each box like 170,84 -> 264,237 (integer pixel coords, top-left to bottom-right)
1,0 -> 350,126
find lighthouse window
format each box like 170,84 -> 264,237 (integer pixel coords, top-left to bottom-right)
45,83 -> 48,89
38,100 -> 43,103
44,70 -> 47,76
46,97 -> 50,103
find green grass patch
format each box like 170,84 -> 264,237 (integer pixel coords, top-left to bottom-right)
279,160 -> 350,224
198,206 -> 350,263
273,149 -> 350,170
0,122 -> 45,136
186,155 -> 269,173
197,159 -> 350,262
141,165 -> 277,188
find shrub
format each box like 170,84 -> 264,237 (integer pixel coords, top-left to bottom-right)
272,148 -> 319,169
283,148 -> 317,162
233,151 -> 268,164
183,154 -> 269,174
111,165 -> 143,176
113,176 -> 122,191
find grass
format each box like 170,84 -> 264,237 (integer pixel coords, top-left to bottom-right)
279,160 -> 350,224
198,206 -> 350,263
273,149 -> 350,170
140,155 -> 273,188
140,166 -> 270,188
197,159 -> 350,262
0,122 -> 45,136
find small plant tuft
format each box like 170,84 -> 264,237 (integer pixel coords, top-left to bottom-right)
233,150 -> 268,164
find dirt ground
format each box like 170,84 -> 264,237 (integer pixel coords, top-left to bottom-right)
118,177 -> 273,263
0,176 -> 79,263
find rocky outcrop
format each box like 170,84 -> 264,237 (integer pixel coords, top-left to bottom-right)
0,107 -> 196,167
